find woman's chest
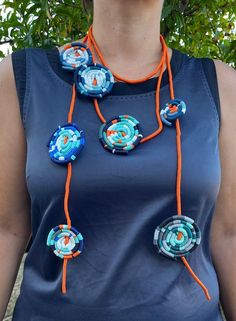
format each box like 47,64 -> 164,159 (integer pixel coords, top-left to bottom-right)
25,87 -> 221,225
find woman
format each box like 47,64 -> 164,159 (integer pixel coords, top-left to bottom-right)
0,0 -> 235,320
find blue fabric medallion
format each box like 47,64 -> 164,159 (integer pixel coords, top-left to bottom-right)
160,99 -> 186,126
47,225 -> 84,259
153,215 -> 201,259
99,115 -> 143,155
60,42 -> 93,71
74,63 -> 114,98
47,123 -> 85,164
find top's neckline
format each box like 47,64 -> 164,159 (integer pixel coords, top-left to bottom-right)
44,45 -> 185,96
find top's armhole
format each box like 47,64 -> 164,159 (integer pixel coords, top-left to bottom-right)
12,49 -> 26,124
201,57 -> 221,132
12,48 -> 31,130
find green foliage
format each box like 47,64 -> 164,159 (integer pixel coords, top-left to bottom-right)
0,1 -> 90,49
162,0 -> 236,66
0,0 -> 235,67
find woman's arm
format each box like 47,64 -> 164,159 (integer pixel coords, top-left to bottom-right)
0,54 -> 31,320
210,60 -> 236,321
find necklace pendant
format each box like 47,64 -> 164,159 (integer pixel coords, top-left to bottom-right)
60,42 -> 93,71
99,115 -> 143,155
47,123 -> 85,164
153,215 -> 201,260
160,99 -> 187,126
74,63 -> 114,98
47,224 -> 84,259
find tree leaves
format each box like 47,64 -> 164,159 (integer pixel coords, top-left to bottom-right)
0,0 -> 235,67
162,0 -> 236,67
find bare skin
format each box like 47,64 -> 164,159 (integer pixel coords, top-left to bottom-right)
209,59 -> 236,321
58,0 -> 172,80
0,0 -> 236,320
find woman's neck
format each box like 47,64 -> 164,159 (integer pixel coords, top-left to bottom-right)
90,0 -> 169,79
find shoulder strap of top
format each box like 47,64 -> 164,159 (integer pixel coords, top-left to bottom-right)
12,48 -> 26,122
201,57 -> 221,130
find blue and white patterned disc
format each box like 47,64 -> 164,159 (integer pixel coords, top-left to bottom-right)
47,224 -> 84,259
60,42 -> 93,71
153,215 -> 201,259
47,123 -> 85,164
74,63 -> 115,98
160,99 -> 186,126
99,115 -> 143,155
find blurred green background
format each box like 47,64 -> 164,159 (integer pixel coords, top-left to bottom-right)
0,0 -> 235,67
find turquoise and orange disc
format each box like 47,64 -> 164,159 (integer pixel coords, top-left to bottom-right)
74,63 -> 114,98
153,215 -> 201,259
47,123 -> 85,164
47,224 -> 84,259
99,115 -> 143,155
160,99 -> 186,126
60,42 -> 93,71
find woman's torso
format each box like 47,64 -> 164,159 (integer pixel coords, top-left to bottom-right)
11,45 -> 224,321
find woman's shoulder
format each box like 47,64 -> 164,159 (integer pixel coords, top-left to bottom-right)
0,52 -> 25,131
213,59 -> 236,134
0,53 -> 21,108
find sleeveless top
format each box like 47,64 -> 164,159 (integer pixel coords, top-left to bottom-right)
11,46 -> 224,321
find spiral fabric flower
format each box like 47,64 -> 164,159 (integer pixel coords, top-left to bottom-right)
47,123 -> 85,164
47,225 -> 84,259
160,99 -> 186,126
153,215 -> 201,259
99,115 -> 143,154
60,42 -> 93,71
74,63 -> 115,98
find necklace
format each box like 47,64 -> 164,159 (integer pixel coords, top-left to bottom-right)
46,24 -> 211,301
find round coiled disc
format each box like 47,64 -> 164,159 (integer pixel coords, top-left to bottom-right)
60,42 -> 93,71
99,115 -> 143,155
160,99 -> 186,126
47,224 -> 84,259
153,215 -> 201,259
74,63 -> 114,98
47,123 -> 85,164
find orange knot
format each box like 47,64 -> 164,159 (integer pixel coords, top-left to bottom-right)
93,76 -> 98,86
64,236 -> 70,246
169,104 -> 178,113
64,136 -> 69,144
177,232 -> 183,240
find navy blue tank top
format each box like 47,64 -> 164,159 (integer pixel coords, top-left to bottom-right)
11,46 -> 224,321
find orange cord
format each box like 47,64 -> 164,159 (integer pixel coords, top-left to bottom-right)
85,24 -> 167,143
61,84 -> 77,294
60,26 -> 211,300
165,46 -> 211,301
62,258 -> 68,294
181,257 -> 211,301
87,25 -> 166,84
68,83 -> 77,123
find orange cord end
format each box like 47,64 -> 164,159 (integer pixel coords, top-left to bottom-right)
62,258 -> 68,294
181,256 -> 211,301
